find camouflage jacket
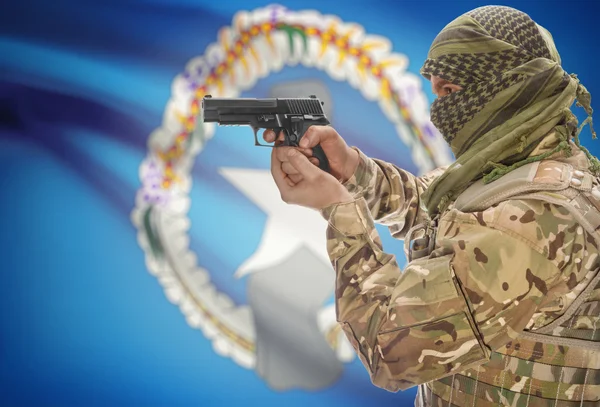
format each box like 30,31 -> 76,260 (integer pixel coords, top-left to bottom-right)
320,145 -> 600,406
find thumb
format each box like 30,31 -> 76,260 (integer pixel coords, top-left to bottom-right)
287,149 -> 320,180
299,125 -> 325,148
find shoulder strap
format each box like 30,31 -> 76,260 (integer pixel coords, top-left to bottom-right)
454,160 -> 569,212
454,160 -> 600,238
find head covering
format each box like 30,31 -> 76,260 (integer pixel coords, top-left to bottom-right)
419,5 -> 598,216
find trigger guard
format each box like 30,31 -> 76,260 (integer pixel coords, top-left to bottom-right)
252,126 -> 260,146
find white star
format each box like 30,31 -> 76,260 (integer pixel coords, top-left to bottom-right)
218,167 -> 332,278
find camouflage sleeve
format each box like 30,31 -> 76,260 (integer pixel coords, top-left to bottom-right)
342,146 -> 448,238
320,197 -> 585,392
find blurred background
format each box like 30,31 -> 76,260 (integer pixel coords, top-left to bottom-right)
1,0 -> 599,406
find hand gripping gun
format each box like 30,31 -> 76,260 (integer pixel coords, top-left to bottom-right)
202,95 -> 331,172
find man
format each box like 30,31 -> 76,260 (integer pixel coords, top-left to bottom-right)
265,5 -> 600,406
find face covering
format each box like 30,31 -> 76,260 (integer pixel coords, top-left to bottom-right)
419,5 -> 598,216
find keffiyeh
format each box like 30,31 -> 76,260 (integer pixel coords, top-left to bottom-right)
419,5 -> 598,215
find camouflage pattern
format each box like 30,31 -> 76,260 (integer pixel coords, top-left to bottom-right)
320,141 -> 600,405
341,147 -> 447,239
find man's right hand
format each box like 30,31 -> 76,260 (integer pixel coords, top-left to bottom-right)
263,126 -> 359,185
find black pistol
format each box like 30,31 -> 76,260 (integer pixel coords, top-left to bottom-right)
202,95 -> 330,172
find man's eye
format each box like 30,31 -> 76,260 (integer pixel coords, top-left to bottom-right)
443,87 -> 453,95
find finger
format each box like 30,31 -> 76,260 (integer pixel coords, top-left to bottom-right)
288,173 -> 303,184
284,176 -> 296,187
299,147 -> 313,156
263,129 -> 276,143
272,131 -> 286,146
270,131 -> 288,146
280,154 -> 316,174
275,146 -> 296,163
275,146 -> 313,164
287,149 -> 320,181
271,147 -> 293,194
287,147 -> 313,157
282,161 -> 300,176
299,125 -> 332,148
274,134 -> 285,147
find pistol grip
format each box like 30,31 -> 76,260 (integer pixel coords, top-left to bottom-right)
311,144 -> 330,173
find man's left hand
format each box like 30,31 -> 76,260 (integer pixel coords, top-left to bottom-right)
271,148 -> 354,210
